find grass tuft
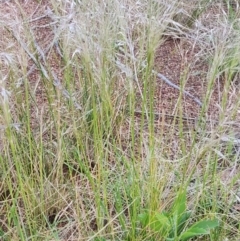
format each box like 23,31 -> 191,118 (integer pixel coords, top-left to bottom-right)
0,0 -> 239,240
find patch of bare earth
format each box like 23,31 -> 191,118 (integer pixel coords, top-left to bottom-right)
0,1 -> 52,127
154,36 -> 239,182
1,0 -> 240,239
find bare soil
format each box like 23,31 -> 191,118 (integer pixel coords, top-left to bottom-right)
0,1 -> 240,238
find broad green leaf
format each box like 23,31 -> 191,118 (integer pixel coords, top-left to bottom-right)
168,190 -> 188,238
168,212 -> 191,239
188,219 -> 219,230
150,213 -> 171,233
172,190 -> 187,217
138,212 -> 150,227
176,211 -> 192,235
138,211 -> 171,235
180,219 -> 219,241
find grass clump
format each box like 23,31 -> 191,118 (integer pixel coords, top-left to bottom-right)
0,0 -> 239,240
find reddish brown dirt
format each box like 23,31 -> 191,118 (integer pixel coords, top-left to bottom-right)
1,0 -> 236,127
154,37 -> 222,120
1,1 -> 240,239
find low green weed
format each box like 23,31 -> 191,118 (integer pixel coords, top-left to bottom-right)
139,190 -> 219,241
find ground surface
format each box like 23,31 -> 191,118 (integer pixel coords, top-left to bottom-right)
1,0 -> 240,209
0,1 -> 223,120
1,1 -> 240,240
1,1 -> 239,122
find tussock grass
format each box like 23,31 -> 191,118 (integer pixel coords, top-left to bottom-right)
0,0 -> 240,240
